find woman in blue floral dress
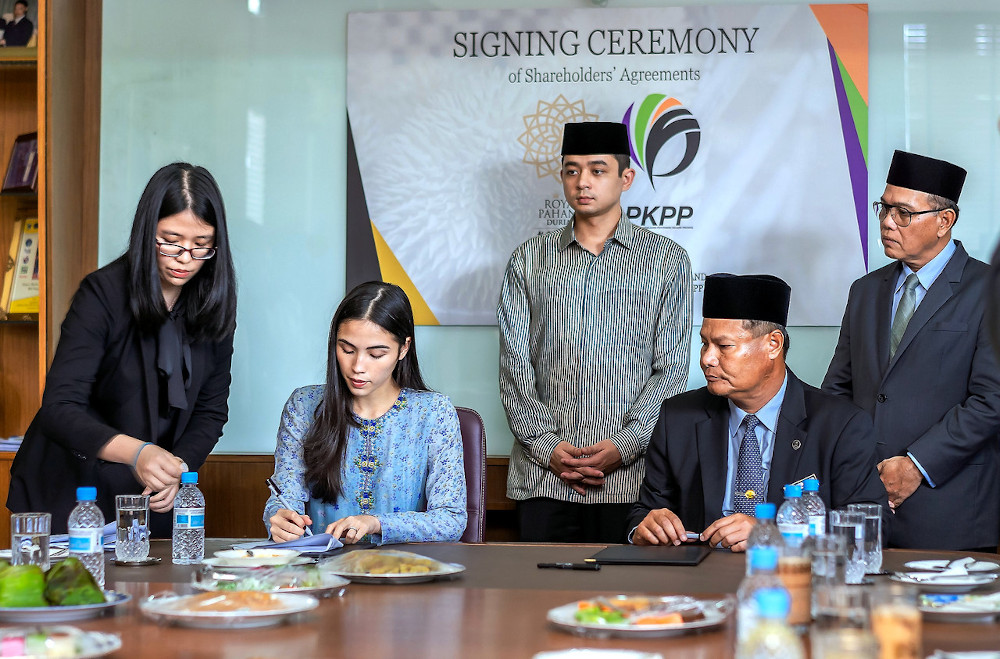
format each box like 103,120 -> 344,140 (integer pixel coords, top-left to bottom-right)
265,282 -> 467,544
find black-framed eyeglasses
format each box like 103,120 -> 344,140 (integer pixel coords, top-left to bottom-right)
872,201 -> 944,228
155,240 -> 217,260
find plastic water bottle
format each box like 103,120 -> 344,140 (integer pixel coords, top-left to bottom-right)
737,588 -> 805,659
801,478 -> 826,536
746,503 -> 785,574
172,472 -> 205,564
737,546 -> 786,644
776,484 -> 809,549
67,486 -> 105,589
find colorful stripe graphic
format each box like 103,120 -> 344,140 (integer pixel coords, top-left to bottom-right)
811,4 -> 869,269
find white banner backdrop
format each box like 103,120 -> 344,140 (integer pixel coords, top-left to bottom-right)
347,4 -> 869,325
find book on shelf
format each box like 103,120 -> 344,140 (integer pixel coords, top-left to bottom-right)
1,217 -> 39,320
1,132 -> 38,194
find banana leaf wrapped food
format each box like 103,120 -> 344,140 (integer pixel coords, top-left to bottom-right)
0,564 -> 48,608
43,557 -> 105,606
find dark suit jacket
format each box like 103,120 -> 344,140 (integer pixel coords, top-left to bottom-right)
626,370 -> 887,537
2,16 -> 33,46
823,241 -> 1000,550
8,258 -> 234,533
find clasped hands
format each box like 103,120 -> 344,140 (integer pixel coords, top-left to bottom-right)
269,510 -> 381,544
633,508 -> 755,553
550,440 -> 622,496
877,455 -> 922,511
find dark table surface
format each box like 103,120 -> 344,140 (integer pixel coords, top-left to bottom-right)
27,541 -> 1000,658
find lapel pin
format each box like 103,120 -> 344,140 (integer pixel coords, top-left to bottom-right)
791,439 -> 802,450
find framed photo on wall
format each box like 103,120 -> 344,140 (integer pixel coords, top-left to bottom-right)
2,132 -> 37,194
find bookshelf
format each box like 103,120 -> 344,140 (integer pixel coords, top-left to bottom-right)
0,1 -> 102,535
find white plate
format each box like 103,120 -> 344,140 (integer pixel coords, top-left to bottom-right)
547,596 -> 731,639
534,651 -> 664,659
0,626 -> 122,658
920,593 -> 1000,623
329,562 -> 465,584
202,557 -> 313,570
891,573 -> 998,593
0,547 -> 69,560
211,549 -> 301,567
905,560 -> 1000,573
0,592 -> 131,623
192,572 -> 349,598
139,592 -> 319,629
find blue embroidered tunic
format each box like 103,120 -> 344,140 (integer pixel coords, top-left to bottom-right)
264,386 -> 467,544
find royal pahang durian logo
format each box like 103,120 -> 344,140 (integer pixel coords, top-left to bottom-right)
624,95 -> 701,189
518,95 -> 598,181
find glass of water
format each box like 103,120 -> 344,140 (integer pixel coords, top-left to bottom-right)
115,494 -> 150,562
848,503 -> 882,573
11,512 -> 51,570
830,509 -> 867,584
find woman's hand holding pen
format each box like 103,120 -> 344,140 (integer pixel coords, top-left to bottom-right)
269,509 -> 314,542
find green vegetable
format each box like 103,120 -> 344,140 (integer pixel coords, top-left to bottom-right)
44,557 -> 105,606
574,605 -> 627,625
0,565 -> 48,607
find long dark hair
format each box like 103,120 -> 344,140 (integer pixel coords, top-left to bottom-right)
304,282 -> 428,502
126,162 -> 237,341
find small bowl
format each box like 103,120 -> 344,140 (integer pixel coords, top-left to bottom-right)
211,549 -> 302,567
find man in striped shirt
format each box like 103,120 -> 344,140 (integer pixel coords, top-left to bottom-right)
498,121 -> 693,542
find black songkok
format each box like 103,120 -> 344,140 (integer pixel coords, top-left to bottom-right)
561,122 -> 629,156
703,274 -> 791,326
886,150 -> 966,202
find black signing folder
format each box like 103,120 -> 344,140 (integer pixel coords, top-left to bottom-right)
589,544 -> 712,566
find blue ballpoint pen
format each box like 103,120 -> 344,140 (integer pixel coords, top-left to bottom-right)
266,477 -> 313,536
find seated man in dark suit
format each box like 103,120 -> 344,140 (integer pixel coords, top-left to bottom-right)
627,273 -> 887,551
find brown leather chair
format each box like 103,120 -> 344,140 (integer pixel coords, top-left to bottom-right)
456,406 -> 486,543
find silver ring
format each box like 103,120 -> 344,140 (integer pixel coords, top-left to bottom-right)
347,527 -> 358,532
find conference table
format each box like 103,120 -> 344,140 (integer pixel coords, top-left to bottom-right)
64,541 -> 1000,657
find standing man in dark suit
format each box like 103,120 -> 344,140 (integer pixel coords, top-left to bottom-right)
823,151 -> 1000,551
628,274 -> 886,551
1,1 -> 33,47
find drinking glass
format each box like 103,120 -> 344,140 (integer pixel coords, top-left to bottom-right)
812,628 -> 879,659
848,503 -> 882,573
115,494 -> 150,562
869,583 -> 921,659
811,533 -> 848,616
829,509 -> 866,584
11,512 -> 51,570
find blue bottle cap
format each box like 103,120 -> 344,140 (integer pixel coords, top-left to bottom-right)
783,483 -> 802,498
755,587 -> 791,618
755,503 -> 777,520
181,472 -> 198,484
803,478 -> 820,492
748,546 -> 779,571
76,486 -> 97,501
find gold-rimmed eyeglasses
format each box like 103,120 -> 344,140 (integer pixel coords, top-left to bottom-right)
872,201 -> 944,228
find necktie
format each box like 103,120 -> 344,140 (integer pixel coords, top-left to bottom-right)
890,274 -> 920,359
735,414 -> 765,516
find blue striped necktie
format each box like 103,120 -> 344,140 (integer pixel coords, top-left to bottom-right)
735,414 -> 765,516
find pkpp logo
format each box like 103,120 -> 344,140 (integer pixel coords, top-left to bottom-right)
624,95 -> 701,189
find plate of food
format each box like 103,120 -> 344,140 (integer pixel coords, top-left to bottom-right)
209,549 -> 304,568
0,557 -> 131,623
905,559 -> 1000,573
890,573 -> 998,593
192,563 -> 349,598
139,591 -> 319,629
322,550 -> 465,584
547,595 -> 732,638
0,625 -> 121,658
919,593 -> 1000,623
